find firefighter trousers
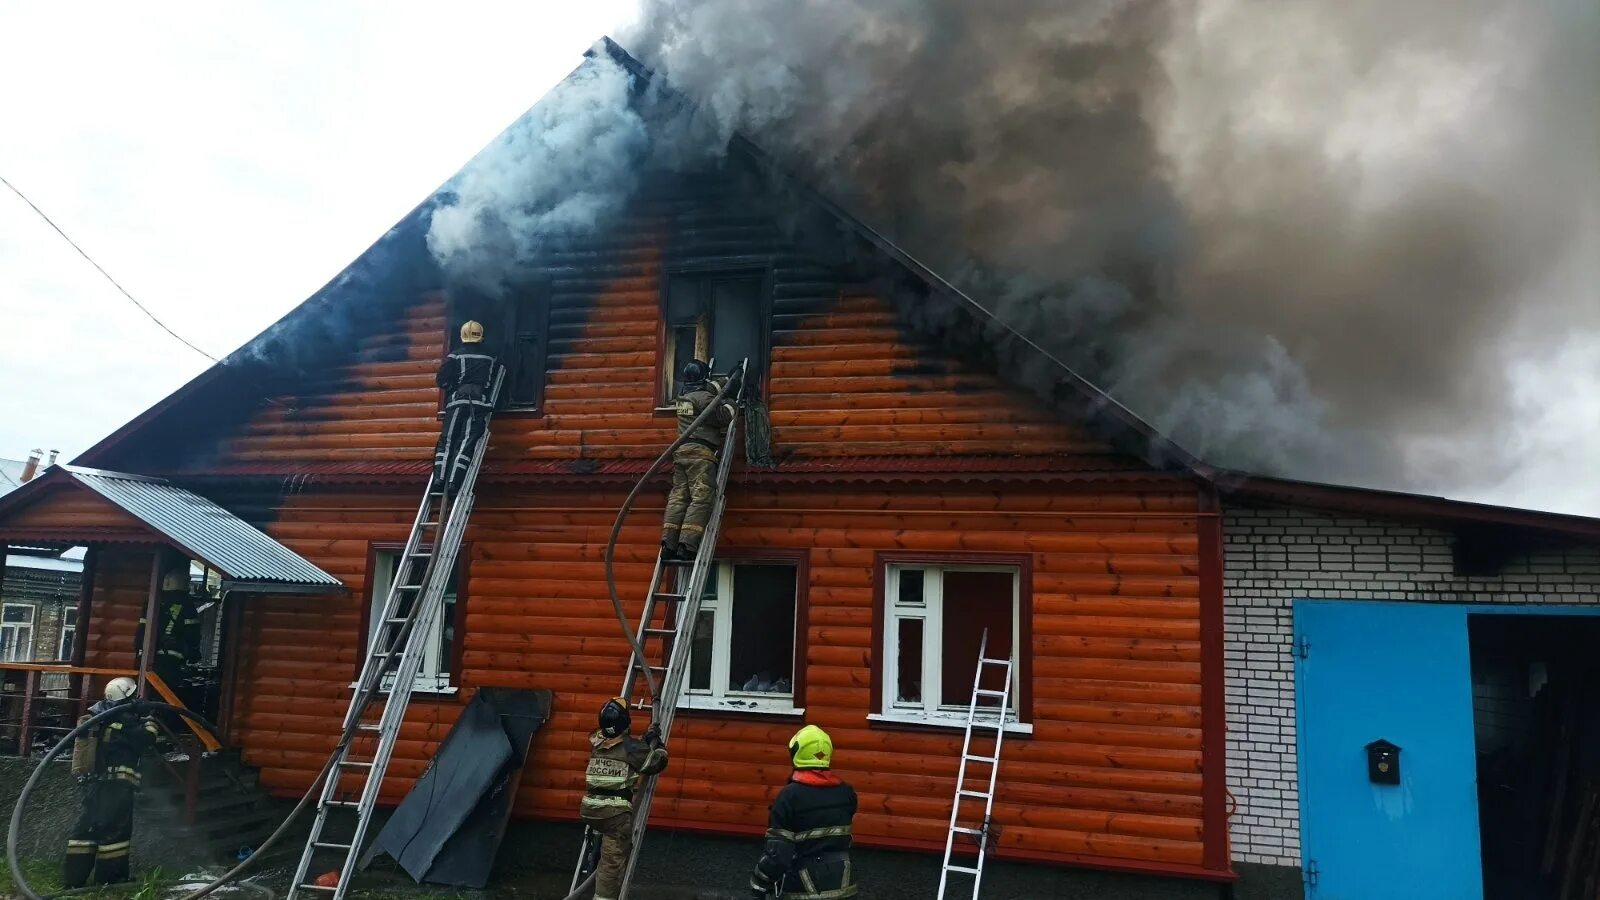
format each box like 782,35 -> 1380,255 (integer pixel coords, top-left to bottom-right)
585,810 -> 633,900
661,445 -> 717,552
63,780 -> 135,887
432,403 -> 490,489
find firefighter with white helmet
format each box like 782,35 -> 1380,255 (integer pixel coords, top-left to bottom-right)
579,697 -> 668,900
432,319 -> 503,490
750,725 -> 859,899
63,677 -> 161,888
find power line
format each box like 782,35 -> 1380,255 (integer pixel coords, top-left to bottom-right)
0,173 -> 217,362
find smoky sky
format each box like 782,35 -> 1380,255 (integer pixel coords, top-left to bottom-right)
613,0 -> 1599,491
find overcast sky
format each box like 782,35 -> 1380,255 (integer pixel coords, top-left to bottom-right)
0,3 -> 1594,517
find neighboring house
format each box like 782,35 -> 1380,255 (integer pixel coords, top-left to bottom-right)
0,40 -> 1592,900
0,450 -> 55,499
0,546 -> 84,663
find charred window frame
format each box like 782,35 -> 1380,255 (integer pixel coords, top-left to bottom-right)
657,266 -> 772,408
444,282 -> 548,414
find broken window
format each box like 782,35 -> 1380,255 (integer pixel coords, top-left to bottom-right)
1,604 -> 35,662
883,565 -> 1022,724
683,561 -> 798,713
367,549 -> 463,693
660,271 -> 768,405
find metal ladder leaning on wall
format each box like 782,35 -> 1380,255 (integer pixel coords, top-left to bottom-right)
571,368 -> 746,900
286,369 -> 505,900
937,628 -> 1015,900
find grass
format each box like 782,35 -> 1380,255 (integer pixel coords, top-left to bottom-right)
0,858 -> 176,899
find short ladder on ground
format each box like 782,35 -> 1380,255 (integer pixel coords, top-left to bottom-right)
937,628 -> 1014,900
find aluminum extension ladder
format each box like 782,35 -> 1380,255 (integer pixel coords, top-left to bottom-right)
572,366 -> 746,900
287,368 -> 504,900
937,628 -> 1015,900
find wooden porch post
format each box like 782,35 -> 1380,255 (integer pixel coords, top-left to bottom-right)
70,546 -> 96,715
136,549 -> 164,699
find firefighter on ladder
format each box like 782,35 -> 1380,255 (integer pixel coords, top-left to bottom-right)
134,563 -> 201,706
580,697 -> 668,900
750,726 -> 859,899
434,319 -> 502,491
661,359 -> 738,561
63,677 -> 161,888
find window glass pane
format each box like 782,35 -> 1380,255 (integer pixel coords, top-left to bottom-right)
728,564 -> 795,695
688,609 -> 715,691
64,608 -> 78,626
897,569 -> 925,607
940,570 -> 1016,706
897,618 -> 923,704
3,606 -> 30,624
710,277 -> 764,382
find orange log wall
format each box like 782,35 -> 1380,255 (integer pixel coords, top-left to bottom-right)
202,480 -> 1208,872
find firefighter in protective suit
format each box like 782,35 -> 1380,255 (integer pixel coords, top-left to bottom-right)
433,320 -> 502,490
579,697 -> 668,900
64,677 -> 160,888
661,359 -> 739,560
750,725 -> 859,899
134,565 -> 201,703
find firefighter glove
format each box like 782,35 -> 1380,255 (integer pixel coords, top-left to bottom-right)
644,723 -> 662,748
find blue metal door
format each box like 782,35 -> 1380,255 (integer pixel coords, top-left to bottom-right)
1296,601 -> 1483,900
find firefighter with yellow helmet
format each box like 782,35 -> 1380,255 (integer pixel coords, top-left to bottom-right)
579,697 -> 668,900
63,677 -> 161,888
750,725 -> 859,899
433,319 -> 503,490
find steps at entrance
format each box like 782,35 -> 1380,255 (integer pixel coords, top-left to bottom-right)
139,745 -> 282,862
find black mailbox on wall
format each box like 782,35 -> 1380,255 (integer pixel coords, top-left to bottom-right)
1366,739 -> 1401,785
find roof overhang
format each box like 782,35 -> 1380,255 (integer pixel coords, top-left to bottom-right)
0,466 -> 344,594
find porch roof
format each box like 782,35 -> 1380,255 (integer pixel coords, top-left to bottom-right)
0,465 -> 343,594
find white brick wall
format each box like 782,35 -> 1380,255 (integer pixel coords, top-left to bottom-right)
1222,505 -> 1600,867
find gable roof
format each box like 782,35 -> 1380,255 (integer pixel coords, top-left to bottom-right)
0,466 -> 342,592
72,37 -> 1200,479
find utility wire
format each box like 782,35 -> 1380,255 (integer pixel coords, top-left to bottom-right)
0,173 -> 217,362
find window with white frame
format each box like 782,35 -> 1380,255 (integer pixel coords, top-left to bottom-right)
682,561 -> 799,713
1,603 -> 36,662
368,551 -> 461,693
56,606 -> 78,662
882,564 -> 1023,725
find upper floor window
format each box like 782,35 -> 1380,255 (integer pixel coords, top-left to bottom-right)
660,270 -> 769,406
683,559 -> 800,714
880,563 -> 1026,728
448,285 -> 547,412
366,548 -> 464,694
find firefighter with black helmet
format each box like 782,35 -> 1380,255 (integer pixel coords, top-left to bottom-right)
580,697 -> 669,900
661,358 -> 738,560
433,319 -> 503,490
134,564 -> 201,702
63,677 -> 161,888
750,725 -> 859,899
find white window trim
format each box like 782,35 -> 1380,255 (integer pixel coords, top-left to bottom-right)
866,711 -> 1034,736
1,603 -> 36,662
355,551 -> 459,696
678,561 -> 799,715
882,564 -> 1025,725
57,607 -> 77,662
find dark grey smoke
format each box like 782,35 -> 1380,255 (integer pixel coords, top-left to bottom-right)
621,0 -> 1600,492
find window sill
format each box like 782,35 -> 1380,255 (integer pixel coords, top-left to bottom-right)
653,405 -> 677,418
348,681 -> 460,701
867,712 -> 1034,737
677,696 -> 803,718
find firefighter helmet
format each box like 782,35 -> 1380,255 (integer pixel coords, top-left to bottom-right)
788,724 -> 834,770
680,358 -> 710,387
105,677 -> 137,704
460,320 -> 485,344
162,566 -> 187,592
599,697 -> 631,738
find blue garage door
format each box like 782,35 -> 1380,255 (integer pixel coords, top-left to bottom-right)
1296,600 -> 1482,900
